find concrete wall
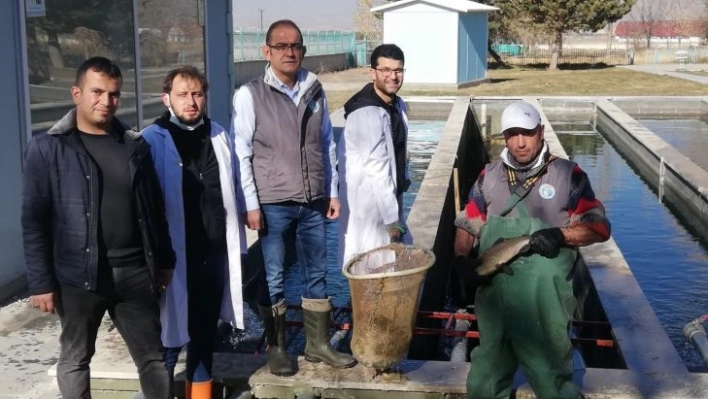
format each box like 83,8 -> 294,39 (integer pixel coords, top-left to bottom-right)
406,99 -> 467,359
382,4 -> 458,85
0,1 -> 29,300
596,99 -> 708,240
405,98 -> 456,121
233,53 -> 350,88
611,97 -> 705,118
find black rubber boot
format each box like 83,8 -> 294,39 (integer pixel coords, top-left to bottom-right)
301,297 -> 356,369
258,300 -> 297,376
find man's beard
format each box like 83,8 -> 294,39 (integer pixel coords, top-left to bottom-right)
169,101 -> 203,126
176,113 -> 201,126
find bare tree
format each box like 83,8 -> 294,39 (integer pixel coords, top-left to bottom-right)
628,0 -> 666,48
353,0 -> 386,41
703,0 -> 708,39
139,0 -> 203,66
667,0 -> 700,46
521,0 -> 634,70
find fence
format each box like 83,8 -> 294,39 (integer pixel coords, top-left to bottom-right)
490,47 -> 631,66
490,45 -> 708,67
354,39 -> 382,66
638,47 -> 708,64
233,30 -> 356,61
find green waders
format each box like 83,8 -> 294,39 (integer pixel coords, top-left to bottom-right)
467,200 -> 582,399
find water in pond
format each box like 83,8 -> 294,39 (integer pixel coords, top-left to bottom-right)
554,126 -> 708,370
636,118 -> 708,172
219,120 -> 445,353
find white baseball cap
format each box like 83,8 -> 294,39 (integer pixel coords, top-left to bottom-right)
500,101 -> 542,133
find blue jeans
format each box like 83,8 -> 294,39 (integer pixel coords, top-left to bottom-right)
260,200 -> 328,305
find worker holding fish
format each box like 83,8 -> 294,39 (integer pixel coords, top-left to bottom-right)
453,101 -> 611,398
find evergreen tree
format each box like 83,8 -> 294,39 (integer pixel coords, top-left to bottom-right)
521,0 -> 636,69
475,0 -> 536,67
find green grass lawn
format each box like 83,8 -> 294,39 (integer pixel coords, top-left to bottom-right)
325,66 -> 708,110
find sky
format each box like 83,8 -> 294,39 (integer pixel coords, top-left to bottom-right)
232,0 -> 360,31
231,0 -> 707,32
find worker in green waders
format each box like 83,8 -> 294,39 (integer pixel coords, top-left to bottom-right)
453,101 -> 611,398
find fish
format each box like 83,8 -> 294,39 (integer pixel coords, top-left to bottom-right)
473,235 -> 531,277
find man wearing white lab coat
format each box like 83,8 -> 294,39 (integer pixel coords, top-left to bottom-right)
338,44 -> 412,269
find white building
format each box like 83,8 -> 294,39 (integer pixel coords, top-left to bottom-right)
372,0 -> 498,88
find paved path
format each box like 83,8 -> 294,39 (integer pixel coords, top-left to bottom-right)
620,63 -> 708,85
0,297 -> 61,398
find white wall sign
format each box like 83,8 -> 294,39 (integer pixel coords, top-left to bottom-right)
26,0 -> 46,18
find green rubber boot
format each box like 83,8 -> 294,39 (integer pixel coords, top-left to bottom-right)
258,299 -> 297,376
301,297 -> 356,369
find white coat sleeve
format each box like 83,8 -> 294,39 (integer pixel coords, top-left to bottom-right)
345,107 -> 399,225
320,92 -> 338,198
230,87 -> 260,211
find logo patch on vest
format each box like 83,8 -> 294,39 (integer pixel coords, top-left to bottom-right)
539,183 -> 556,200
309,100 -> 320,113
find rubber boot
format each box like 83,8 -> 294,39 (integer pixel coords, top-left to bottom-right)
188,380 -> 212,399
258,299 -> 297,376
301,297 -> 356,369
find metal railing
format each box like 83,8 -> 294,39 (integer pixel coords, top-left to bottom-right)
490,47 -> 631,66
490,46 -> 708,66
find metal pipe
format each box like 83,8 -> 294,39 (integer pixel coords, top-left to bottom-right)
659,156 -> 666,203
480,103 -> 488,138
449,309 -> 470,362
684,317 -> 708,366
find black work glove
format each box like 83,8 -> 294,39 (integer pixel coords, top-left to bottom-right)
452,255 -> 489,287
386,221 -> 406,243
529,227 -> 566,258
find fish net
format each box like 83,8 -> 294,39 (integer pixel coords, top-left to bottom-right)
343,243 -> 436,370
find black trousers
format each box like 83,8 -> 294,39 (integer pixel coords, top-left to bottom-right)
165,253 -> 225,382
56,266 -> 169,399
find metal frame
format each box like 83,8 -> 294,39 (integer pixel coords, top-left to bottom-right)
17,0 -> 31,150
204,0 -> 235,126
131,0 -> 144,130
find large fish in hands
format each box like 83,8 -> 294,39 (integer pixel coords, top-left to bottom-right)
475,235 -> 531,276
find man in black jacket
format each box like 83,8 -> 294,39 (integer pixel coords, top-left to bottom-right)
21,57 -> 175,399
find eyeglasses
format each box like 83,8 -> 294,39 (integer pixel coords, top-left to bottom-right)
268,43 -> 305,52
374,68 -> 405,77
